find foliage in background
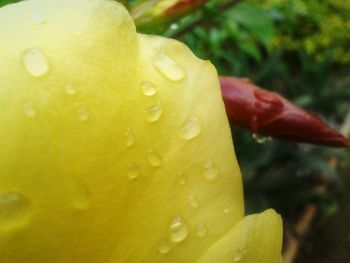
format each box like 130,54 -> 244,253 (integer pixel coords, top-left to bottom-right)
260,0 -> 350,65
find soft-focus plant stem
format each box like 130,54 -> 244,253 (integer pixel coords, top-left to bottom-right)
283,205 -> 317,263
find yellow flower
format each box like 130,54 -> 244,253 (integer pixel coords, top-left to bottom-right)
0,0 -> 282,262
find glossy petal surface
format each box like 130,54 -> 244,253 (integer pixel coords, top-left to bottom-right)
0,0 -> 281,262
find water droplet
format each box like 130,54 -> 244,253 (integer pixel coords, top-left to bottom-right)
147,149 -> 162,167
77,107 -> 89,122
233,251 -> 242,262
177,172 -> 187,185
153,52 -> 186,81
196,223 -> 207,238
70,26 -> 82,36
188,195 -> 199,209
22,48 -> 49,77
202,160 -> 219,182
180,115 -> 202,140
23,103 -> 36,118
144,100 -> 163,123
140,81 -> 157,96
0,192 -> 31,231
252,133 -> 270,144
169,215 -> 189,243
125,128 -> 135,148
30,10 -> 46,24
233,248 -> 247,262
71,184 -> 90,210
158,239 -> 171,254
128,163 -> 140,180
65,83 -> 77,95
222,206 -> 231,214
170,23 -> 179,30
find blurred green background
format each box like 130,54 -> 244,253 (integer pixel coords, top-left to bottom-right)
1,0 -> 349,262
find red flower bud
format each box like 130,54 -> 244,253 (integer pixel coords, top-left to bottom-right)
220,76 -> 350,148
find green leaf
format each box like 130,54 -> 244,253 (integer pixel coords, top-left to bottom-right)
225,3 -> 276,49
0,0 -> 22,7
238,41 -> 262,62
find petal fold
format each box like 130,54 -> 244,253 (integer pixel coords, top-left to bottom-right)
196,209 -> 283,263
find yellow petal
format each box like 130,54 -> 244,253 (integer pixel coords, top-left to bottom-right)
196,209 -> 283,263
0,0 -> 251,262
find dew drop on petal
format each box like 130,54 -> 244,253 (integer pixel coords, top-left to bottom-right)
30,10 -> 46,24
153,52 -> 186,81
202,160 -> 219,182
158,239 -> 171,255
0,192 -> 31,231
222,206 -> 231,214
233,248 -> 247,262
140,81 -> 157,96
233,250 -> 242,262
128,163 -> 140,180
144,100 -> 163,123
180,115 -> 202,140
169,215 -> 189,243
71,184 -> 90,210
23,103 -> 36,118
65,83 -> 77,95
177,172 -> 187,185
196,223 -> 207,238
22,48 -> 49,77
147,149 -> 162,167
125,128 -> 135,148
77,107 -> 89,122
188,195 -> 199,209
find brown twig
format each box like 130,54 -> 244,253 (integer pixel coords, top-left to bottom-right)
283,205 -> 317,263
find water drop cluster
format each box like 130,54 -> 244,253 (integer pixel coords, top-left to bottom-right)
13,15 -> 234,259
